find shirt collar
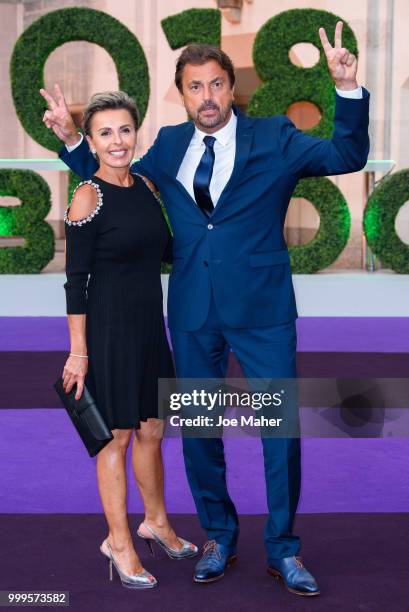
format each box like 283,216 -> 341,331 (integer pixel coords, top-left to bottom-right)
193,108 -> 237,147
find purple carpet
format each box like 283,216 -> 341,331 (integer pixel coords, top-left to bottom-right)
1,316 -> 408,609
1,350 -> 409,408
1,514 -> 408,611
1,316 -> 409,352
1,316 -> 408,514
0,408 -> 408,514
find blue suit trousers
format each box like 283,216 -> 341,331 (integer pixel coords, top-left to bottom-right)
170,291 -> 301,561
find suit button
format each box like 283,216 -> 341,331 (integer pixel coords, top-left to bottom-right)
203,260 -> 209,267
207,224 -> 214,230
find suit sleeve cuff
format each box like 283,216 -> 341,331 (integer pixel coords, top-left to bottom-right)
65,133 -> 84,152
335,85 -> 363,99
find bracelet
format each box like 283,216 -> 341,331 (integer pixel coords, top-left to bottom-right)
70,352 -> 88,359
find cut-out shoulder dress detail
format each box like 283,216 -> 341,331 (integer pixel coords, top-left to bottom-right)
64,180 -> 103,226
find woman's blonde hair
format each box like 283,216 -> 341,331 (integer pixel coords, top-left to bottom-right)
83,91 -> 140,136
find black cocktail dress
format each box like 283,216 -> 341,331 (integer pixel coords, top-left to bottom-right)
64,173 -> 174,429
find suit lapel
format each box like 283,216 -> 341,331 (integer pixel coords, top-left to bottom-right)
163,107 -> 254,219
167,121 -> 195,179
163,120 -> 207,219
211,107 -> 254,217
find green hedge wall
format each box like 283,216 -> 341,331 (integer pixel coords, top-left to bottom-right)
363,169 -> 409,273
161,9 -> 221,49
8,6 -> 149,273
0,170 -> 54,273
10,7 -> 149,153
248,9 -> 358,139
289,176 -> 351,273
5,6 -> 371,275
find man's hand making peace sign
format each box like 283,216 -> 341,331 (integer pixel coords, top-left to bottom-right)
39,83 -> 80,146
319,20 -> 358,91
40,20 -> 361,150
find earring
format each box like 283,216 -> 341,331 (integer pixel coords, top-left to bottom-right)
91,148 -> 96,154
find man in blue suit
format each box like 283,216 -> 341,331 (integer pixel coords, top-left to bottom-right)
42,21 -> 369,596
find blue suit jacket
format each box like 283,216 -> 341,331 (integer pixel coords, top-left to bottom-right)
60,90 -> 369,331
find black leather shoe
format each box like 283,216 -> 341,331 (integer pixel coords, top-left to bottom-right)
194,540 -> 237,583
267,556 -> 320,596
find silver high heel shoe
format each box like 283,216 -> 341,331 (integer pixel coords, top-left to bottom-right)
100,540 -> 157,589
136,522 -> 198,560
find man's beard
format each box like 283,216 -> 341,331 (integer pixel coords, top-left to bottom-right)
193,100 -> 232,129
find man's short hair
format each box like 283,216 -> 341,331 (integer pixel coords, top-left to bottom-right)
175,44 -> 235,93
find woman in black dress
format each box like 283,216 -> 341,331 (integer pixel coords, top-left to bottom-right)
61,91 -> 197,589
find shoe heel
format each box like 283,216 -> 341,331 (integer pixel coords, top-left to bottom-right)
143,537 -> 155,556
267,567 -> 281,580
109,559 -> 113,582
137,523 -> 198,560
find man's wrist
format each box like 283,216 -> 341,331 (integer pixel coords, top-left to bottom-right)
335,84 -> 362,100
334,79 -> 359,91
65,132 -> 82,147
65,133 -> 83,152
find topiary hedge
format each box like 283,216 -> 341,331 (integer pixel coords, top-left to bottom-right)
0,170 -> 54,273
248,8 -> 358,139
10,7 -> 150,153
5,6 -> 370,275
363,169 -> 409,273
161,8 -> 221,49
289,176 -> 351,273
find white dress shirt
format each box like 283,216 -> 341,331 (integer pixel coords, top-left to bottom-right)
66,86 -> 363,208
176,109 -> 237,207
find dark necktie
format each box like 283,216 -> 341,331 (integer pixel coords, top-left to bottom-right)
193,135 -> 216,217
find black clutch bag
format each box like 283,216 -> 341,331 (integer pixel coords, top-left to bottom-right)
54,377 -> 113,457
